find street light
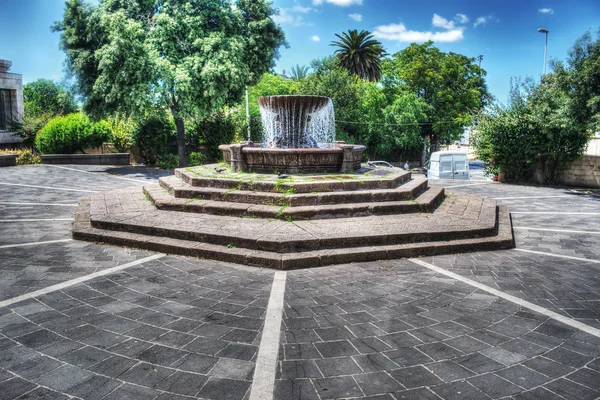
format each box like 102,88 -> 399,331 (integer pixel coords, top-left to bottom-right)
538,28 -> 549,76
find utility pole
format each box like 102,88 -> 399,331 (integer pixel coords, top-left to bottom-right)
538,28 -> 549,76
245,86 -> 250,141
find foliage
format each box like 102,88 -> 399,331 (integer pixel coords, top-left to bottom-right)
23,79 -> 78,116
132,113 -> 177,165
188,110 -> 238,161
107,113 -> 137,152
551,29 -> 600,132
54,0 -> 285,166
35,113 -> 112,154
188,152 -> 206,166
156,154 -> 180,170
289,65 -> 310,81
382,41 -> 489,152
8,110 -> 55,147
474,77 -> 592,183
331,30 -> 385,82
0,149 -> 41,165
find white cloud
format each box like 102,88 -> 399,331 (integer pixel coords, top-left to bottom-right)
538,8 -> 554,14
455,13 -> 469,24
311,35 -> 321,42
373,23 -> 464,43
312,0 -> 362,6
473,14 -> 496,28
432,14 -> 455,30
273,8 -> 310,26
349,13 -> 363,22
292,5 -> 313,13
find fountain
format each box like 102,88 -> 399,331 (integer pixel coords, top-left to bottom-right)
219,95 -> 365,174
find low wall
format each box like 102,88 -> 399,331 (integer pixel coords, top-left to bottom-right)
41,153 -> 130,165
0,154 -> 17,167
558,155 -> 600,188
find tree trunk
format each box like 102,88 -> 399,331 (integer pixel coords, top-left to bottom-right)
174,116 -> 187,167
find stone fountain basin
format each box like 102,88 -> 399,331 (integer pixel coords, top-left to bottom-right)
219,143 -> 366,174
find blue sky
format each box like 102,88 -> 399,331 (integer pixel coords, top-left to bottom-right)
1,0 -> 598,104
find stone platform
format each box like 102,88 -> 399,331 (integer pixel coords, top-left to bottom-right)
72,165 -> 514,269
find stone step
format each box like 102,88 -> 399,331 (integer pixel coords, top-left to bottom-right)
74,199 -> 513,270
145,184 -> 444,220
175,167 -> 411,193
89,188 -> 495,253
159,175 -> 428,206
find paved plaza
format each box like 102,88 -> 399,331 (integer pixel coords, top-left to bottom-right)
0,164 -> 599,400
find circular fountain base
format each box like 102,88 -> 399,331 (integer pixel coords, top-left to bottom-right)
219,143 -> 366,174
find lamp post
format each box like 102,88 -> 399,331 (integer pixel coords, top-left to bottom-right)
538,28 -> 549,76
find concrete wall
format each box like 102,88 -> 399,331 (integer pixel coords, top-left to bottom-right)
558,155 -> 600,188
586,137 -> 600,156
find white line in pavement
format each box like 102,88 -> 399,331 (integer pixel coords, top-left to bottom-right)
44,164 -> 149,184
0,239 -> 74,249
0,254 -> 165,308
514,227 -> 600,235
409,258 -> 600,338
0,202 -> 78,207
249,271 -> 287,400
511,212 -> 600,215
0,218 -> 74,223
443,182 -> 494,189
0,182 -> 98,193
494,195 -> 573,200
514,249 -> 600,264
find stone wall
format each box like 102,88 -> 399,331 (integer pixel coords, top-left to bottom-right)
558,155 -> 600,188
0,60 -> 24,146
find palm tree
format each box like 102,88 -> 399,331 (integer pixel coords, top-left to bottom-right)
290,64 -> 310,80
330,30 -> 385,82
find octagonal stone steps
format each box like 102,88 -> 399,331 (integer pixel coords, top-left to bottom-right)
145,182 -> 444,220
175,168 -> 411,193
158,175 -> 428,206
73,194 -> 513,270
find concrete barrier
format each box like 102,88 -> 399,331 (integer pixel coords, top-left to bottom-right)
0,154 -> 17,167
558,155 -> 600,188
41,153 -> 130,165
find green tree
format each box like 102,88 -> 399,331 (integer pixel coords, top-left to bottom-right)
552,29 -> 600,132
289,65 -> 310,81
331,30 -> 385,82
382,41 -> 489,159
23,79 -> 78,116
53,0 -> 285,166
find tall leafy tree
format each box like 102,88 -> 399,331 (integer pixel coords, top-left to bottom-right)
331,30 -> 385,82
382,41 -> 489,158
53,0 -> 285,166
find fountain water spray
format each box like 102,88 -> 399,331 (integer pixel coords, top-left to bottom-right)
259,95 -> 335,148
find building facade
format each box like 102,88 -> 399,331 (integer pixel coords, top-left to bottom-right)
0,59 -> 24,147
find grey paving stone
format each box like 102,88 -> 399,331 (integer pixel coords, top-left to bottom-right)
543,378 -> 600,400
65,375 -> 122,400
481,346 -> 527,366
170,353 -> 218,374
417,342 -> 464,361
155,370 -> 207,396
315,356 -> 362,377
353,353 -> 399,373
0,377 -> 37,400
392,387 -> 441,399
196,377 -> 251,400
468,373 -> 522,398
354,371 -> 404,396
522,356 -> 576,378
312,376 -> 364,399
455,353 -> 504,374
280,360 -> 323,379
389,366 -> 444,388
427,360 -> 475,382
14,387 -> 69,400
101,383 -> 161,400
274,379 -> 320,400
430,380 -> 492,400
209,358 -> 255,380
36,364 -> 95,392
9,356 -> 63,379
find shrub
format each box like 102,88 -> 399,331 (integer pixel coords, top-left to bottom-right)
35,113 -> 112,154
0,149 -> 42,165
107,113 -> 137,152
156,154 -> 179,169
188,111 -> 237,161
188,152 -> 205,166
132,114 -> 177,164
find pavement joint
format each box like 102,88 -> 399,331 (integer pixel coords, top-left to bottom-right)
0,239 -> 73,249
0,182 -> 99,193
514,248 -> 600,264
514,226 -> 600,235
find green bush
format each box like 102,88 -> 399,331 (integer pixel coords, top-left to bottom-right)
156,154 -> 179,169
107,113 -> 137,152
188,152 -> 205,166
35,113 -> 111,154
133,114 -> 177,164
188,111 -> 237,161
16,149 -> 42,165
